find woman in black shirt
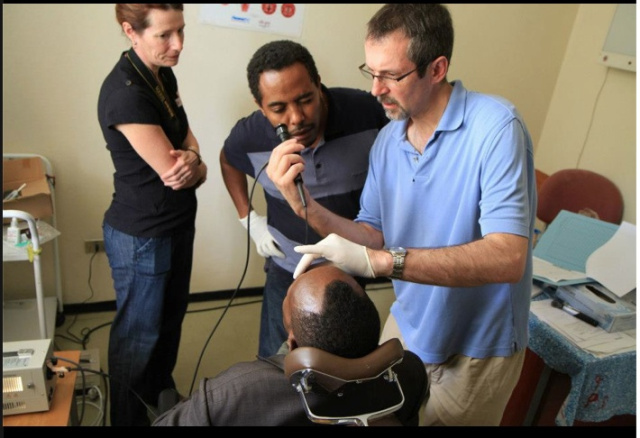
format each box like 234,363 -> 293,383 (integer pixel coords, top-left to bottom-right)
97,4 -> 206,426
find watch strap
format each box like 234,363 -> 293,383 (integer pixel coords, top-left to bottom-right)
388,248 -> 406,279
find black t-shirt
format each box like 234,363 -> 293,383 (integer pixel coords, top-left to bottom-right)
98,49 -> 196,237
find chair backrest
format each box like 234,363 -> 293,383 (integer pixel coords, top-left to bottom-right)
537,169 -> 624,225
284,338 -> 428,426
535,169 -> 549,194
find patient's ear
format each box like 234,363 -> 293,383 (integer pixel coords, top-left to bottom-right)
288,337 -> 298,352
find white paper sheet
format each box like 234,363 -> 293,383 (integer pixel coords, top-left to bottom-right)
530,299 -> 636,357
532,211 -> 619,286
3,220 -> 60,262
533,256 -> 592,284
199,4 -> 305,37
586,222 -> 636,297
534,211 -> 618,272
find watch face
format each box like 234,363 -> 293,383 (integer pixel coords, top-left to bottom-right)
389,247 -> 406,255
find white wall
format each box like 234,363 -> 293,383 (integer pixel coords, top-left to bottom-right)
534,4 -> 636,226
4,4 -> 633,307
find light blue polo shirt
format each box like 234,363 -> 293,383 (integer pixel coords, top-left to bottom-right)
356,80 -> 536,363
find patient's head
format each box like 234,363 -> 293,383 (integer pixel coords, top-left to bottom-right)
282,264 -> 380,358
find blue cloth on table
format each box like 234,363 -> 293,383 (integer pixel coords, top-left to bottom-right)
528,308 -> 636,425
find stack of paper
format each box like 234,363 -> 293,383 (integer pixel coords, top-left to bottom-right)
530,299 -> 636,357
533,210 -> 636,297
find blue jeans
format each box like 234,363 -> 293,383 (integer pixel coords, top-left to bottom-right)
258,260 -> 294,358
103,223 -> 194,426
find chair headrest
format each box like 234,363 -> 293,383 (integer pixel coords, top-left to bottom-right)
284,338 -> 404,382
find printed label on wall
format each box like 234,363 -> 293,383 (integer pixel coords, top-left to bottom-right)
199,4 -> 305,37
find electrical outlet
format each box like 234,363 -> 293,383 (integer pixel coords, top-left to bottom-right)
84,239 -> 105,253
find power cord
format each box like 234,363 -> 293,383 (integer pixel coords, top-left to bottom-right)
186,163 -> 267,396
576,67 -> 610,168
52,355 -> 160,425
54,158 -> 312,419
48,356 -> 88,425
187,159 -> 309,396
76,384 -> 104,426
55,246 -> 98,351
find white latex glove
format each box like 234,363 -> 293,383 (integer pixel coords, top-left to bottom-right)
239,211 -> 285,259
293,233 -> 375,279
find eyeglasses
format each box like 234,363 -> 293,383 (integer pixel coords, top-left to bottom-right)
358,63 -> 423,84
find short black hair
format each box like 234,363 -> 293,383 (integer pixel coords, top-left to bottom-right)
246,40 -> 320,104
293,279 -> 380,359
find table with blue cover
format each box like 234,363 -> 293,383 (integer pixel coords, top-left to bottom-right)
528,308 -> 636,425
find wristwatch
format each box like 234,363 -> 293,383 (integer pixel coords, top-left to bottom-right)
387,247 -> 407,279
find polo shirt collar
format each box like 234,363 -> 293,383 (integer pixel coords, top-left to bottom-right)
438,80 -> 466,133
392,80 -> 466,144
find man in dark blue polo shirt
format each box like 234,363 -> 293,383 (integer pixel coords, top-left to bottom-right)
220,40 -> 388,358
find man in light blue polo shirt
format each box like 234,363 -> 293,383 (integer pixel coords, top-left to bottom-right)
266,4 -> 536,426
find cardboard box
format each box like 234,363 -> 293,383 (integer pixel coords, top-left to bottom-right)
3,157 -> 53,220
556,283 -> 636,332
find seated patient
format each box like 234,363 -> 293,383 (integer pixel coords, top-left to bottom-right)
153,265 -> 426,426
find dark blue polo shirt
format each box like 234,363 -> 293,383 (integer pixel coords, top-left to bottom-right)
222,86 -> 388,273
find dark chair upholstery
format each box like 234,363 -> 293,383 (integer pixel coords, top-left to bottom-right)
284,338 -> 428,426
155,339 -> 429,426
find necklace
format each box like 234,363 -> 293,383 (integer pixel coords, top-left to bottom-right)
125,51 -> 176,119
